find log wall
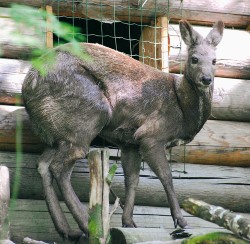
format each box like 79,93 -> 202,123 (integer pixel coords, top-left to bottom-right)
0,3 -> 249,243
1,105 -> 250,167
1,151 -> 249,213
0,0 -> 249,28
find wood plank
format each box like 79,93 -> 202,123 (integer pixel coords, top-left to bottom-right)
45,5 -> 53,49
0,0 -> 249,28
2,151 -> 250,213
1,105 -> 250,166
1,61 -> 250,121
8,199 -> 230,244
0,166 -> 10,240
212,78 -> 250,122
168,24 -> 250,80
139,17 -> 169,72
0,7 -> 45,59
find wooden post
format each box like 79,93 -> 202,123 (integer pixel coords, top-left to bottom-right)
0,166 -> 10,241
139,17 -> 169,72
88,149 -> 110,244
45,5 -> 53,48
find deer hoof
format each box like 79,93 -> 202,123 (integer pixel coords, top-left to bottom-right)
60,229 -> 83,241
174,217 -> 188,229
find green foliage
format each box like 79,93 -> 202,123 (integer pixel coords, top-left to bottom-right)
182,232 -> 248,244
3,4 -> 90,201
89,204 -> 104,244
3,4 -> 89,75
106,164 -> 118,185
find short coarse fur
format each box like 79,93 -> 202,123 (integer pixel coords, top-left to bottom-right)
22,20 -> 224,240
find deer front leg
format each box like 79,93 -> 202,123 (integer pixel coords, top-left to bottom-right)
38,148 -> 83,240
121,146 -> 142,227
49,142 -> 89,235
140,142 -> 187,228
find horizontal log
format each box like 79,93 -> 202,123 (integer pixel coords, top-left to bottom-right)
1,105 -> 250,166
0,8 -> 45,59
2,151 -> 250,213
168,25 -> 250,80
1,58 -> 250,122
0,0 -> 249,28
0,166 -> 10,240
183,198 -> 250,241
212,78 -> 250,122
1,25 -> 249,79
9,199 -> 230,244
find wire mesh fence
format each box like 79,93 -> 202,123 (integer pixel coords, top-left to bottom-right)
51,0 -> 187,172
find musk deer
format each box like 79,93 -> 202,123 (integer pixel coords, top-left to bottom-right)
22,20 -> 224,240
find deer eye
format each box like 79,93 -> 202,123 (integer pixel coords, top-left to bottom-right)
212,59 -> 216,65
191,57 -> 198,64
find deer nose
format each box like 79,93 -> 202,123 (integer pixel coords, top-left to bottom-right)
201,75 -> 212,85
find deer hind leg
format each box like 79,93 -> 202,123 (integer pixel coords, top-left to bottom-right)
140,142 -> 187,229
49,141 -> 89,235
121,146 -> 142,227
38,148 -> 83,240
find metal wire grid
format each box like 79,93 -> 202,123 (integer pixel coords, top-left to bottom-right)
50,0 -> 187,173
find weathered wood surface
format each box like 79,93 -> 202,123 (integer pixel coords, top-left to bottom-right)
1,151 -> 249,213
110,228 -> 249,244
168,24 -> 250,80
139,17 -> 169,72
0,106 -> 42,152
88,149 -> 110,244
0,166 -> 10,241
0,0 -> 249,28
0,8 -> 45,59
1,23 -> 250,79
1,105 -> 250,166
1,58 -> 250,121
212,78 -> 250,122
9,199 -> 234,244
183,198 -> 250,241
171,119 -> 250,167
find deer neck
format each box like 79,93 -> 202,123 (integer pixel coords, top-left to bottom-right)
175,75 -> 213,132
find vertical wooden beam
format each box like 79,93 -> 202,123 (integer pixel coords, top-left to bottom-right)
46,5 -> 53,48
247,24 -> 250,31
139,17 -> 169,72
0,166 -> 10,241
88,149 -> 110,244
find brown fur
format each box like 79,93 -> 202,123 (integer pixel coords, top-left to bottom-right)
22,20 -> 224,240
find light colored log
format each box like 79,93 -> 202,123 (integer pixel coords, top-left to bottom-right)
1,68 -> 250,122
212,78 -> 250,122
9,199 -> 231,244
88,149 -> 110,244
1,105 -> 250,166
139,17 -> 169,72
110,228 -> 173,244
0,7 -> 45,59
23,237 -> 49,244
183,198 -> 250,241
0,166 -> 10,240
0,0 -> 249,28
169,119 -> 250,167
45,5 -> 53,49
0,105 -> 42,152
168,24 -> 250,80
88,149 -> 104,244
2,151 -> 250,213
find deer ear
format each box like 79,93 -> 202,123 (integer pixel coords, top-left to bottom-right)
179,20 -> 203,47
205,21 -> 224,47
